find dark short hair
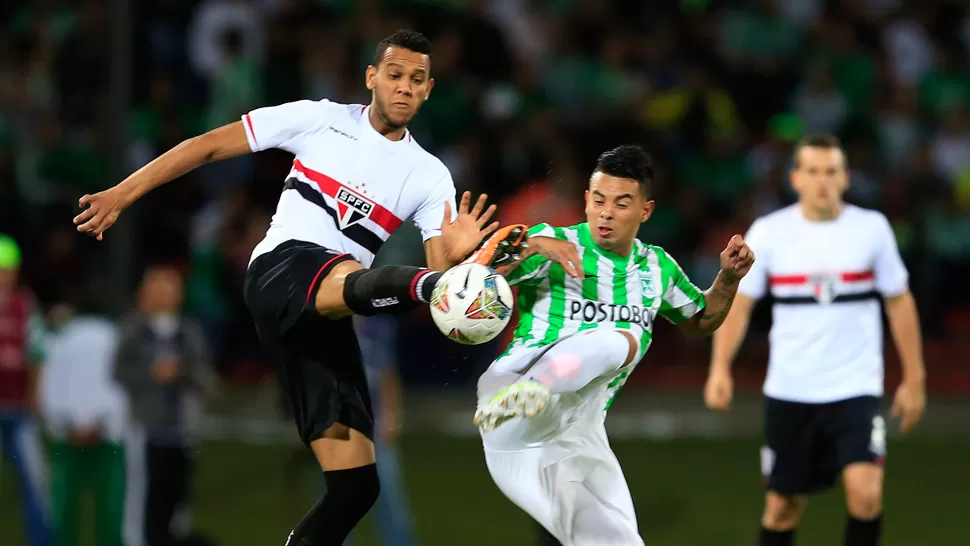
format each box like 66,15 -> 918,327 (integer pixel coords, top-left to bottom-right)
373,29 -> 432,66
593,145 -> 655,198
793,133 -> 846,168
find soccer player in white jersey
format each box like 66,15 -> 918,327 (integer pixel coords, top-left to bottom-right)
472,145 -> 755,545
704,134 -> 927,546
72,30 -> 578,546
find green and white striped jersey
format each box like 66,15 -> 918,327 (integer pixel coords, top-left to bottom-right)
501,222 -> 707,360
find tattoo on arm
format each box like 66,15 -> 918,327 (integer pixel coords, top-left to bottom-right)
694,273 -> 739,334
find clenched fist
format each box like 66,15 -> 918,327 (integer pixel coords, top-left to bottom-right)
720,235 -> 755,282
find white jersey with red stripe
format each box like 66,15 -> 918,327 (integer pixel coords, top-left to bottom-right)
738,204 -> 909,403
241,99 -> 458,268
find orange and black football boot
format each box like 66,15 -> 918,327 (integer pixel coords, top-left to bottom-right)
463,224 -> 529,269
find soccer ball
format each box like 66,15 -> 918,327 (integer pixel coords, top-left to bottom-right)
429,263 -> 514,345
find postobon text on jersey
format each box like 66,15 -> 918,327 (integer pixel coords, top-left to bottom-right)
569,300 -> 653,329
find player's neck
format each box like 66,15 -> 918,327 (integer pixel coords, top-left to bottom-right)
799,201 -> 843,222
597,239 -> 634,257
368,105 -> 407,142
612,242 -> 633,257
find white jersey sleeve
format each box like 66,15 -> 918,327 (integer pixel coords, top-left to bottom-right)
737,217 -> 770,300
410,168 -> 458,242
872,213 -> 909,297
241,99 -> 333,154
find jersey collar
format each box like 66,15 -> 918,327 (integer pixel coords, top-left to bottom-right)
577,223 -> 633,268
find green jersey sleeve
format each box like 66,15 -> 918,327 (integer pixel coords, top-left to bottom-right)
504,223 -> 557,287
655,248 -> 706,324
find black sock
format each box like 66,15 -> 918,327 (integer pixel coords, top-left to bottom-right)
759,527 -> 795,546
844,514 -> 881,546
286,464 -> 380,546
342,266 -> 442,316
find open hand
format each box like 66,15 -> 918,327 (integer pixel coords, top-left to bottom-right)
441,192 -> 499,263
719,235 -> 755,282
74,186 -> 132,241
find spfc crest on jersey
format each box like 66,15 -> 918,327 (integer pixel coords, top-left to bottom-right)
809,273 -> 838,304
334,187 -> 374,229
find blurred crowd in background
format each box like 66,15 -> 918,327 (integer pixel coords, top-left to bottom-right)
4,0 -> 970,376
2,0 -> 970,543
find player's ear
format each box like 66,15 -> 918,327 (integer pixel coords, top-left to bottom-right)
641,200 -> 655,223
365,65 -> 377,91
583,190 -> 591,213
425,77 -> 435,100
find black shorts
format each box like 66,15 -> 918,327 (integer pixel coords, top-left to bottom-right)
243,240 -> 374,445
761,395 -> 886,495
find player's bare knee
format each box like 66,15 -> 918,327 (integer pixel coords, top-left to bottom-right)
762,492 -> 806,530
843,464 -> 883,519
310,424 -> 376,471
314,260 -> 364,318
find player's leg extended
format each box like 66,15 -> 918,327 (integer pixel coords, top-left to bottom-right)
316,224 -> 528,318
475,329 -> 637,431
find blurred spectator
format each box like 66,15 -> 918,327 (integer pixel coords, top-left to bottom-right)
929,107 -> 970,183
719,0 -> 803,126
918,44 -> 970,117
792,62 -> 849,135
40,295 -> 127,546
205,28 -> 261,131
642,63 -> 744,149
0,234 -> 54,546
115,265 -> 215,546
347,315 -> 416,546
875,84 -> 921,169
882,6 -> 936,86
187,0 -> 264,83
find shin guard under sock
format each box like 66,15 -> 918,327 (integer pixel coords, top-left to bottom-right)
342,266 -> 441,315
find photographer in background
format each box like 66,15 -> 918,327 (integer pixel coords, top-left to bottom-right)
115,265 -> 216,546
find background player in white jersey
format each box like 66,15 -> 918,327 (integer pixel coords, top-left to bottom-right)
71,29 -> 576,546
704,134 -> 927,546
472,145 -> 755,545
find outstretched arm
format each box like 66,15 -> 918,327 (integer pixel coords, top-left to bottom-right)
76,99 -> 329,239
74,122 -> 251,239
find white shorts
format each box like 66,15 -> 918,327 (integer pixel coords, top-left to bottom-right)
483,423 -> 643,546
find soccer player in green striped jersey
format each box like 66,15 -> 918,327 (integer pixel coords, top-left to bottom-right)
475,145 -> 755,545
